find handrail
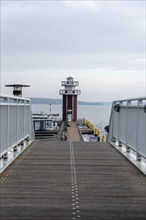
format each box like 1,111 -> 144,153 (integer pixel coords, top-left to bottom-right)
0,94 -> 34,173
108,97 -> 146,174
0,94 -> 30,101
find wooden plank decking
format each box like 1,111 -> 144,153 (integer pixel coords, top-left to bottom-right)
67,122 -> 81,142
0,141 -> 146,220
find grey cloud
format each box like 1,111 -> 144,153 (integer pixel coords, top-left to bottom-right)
1,0 -> 145,72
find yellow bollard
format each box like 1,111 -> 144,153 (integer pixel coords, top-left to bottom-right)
102,135 -> 106,142
93,126 -> 96,134
95,128 -> 98,136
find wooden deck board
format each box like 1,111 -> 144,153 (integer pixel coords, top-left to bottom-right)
0,141 -> 146,220
67,122 -> 81,142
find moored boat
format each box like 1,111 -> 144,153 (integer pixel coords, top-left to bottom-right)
32,112 -> 59,139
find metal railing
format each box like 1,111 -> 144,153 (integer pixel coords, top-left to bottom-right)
61,81 -> 79,86
0,94 -> 34,172
108,97 -> 146,174
59,89 -> 81,95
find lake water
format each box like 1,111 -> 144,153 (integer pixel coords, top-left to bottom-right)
32,104 -> 112,134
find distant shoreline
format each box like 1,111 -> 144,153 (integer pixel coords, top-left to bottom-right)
29,97 -> 112,106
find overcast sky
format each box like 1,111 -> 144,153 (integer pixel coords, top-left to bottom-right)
1,0 -> 145,101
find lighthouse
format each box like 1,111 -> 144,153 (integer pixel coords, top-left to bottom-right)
59,77 -> 81,121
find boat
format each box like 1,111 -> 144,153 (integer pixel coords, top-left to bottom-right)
32,112 -> 59,139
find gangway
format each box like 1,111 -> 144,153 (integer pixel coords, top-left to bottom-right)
0,141 -> 146,219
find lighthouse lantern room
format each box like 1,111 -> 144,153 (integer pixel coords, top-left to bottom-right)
59,77 -> 81,121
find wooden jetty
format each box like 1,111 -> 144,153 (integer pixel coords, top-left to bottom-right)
0,137 -> 146,219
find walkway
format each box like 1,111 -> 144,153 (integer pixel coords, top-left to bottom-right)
67,122 -> 81,142
0,141 -> 146,220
